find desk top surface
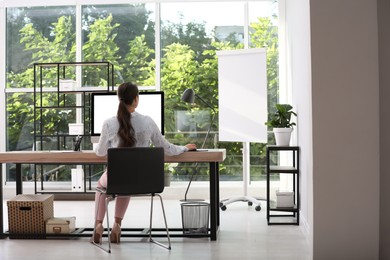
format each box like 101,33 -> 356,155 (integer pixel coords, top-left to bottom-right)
0,149 -> 226,164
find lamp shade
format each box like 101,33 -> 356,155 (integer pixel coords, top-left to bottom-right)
181,88 -> 195,103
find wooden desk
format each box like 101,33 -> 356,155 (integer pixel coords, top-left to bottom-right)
0,149 -> 226,240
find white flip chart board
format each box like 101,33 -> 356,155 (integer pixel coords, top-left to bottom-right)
217,48 -> 267,142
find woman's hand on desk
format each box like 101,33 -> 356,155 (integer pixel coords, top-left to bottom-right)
185,144 -> 197,151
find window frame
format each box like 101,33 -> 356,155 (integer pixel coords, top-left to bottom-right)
0,0 -> 287,184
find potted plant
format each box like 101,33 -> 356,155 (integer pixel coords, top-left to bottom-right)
265,104 -> 297,146
164,163 -> 178,187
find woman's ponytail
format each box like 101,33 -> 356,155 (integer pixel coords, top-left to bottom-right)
116,82 -> 138,147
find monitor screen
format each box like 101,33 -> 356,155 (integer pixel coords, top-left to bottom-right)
91,91 -> 164,136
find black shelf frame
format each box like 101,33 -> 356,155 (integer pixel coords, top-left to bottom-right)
32,62 -> 114,195
266,145 -> 300,225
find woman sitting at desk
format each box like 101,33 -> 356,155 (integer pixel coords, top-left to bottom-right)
92,82 -> 196,244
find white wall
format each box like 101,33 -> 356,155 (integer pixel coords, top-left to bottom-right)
285,0 -> 313,254
287,0 -> 381,258
310,0 -> 380,259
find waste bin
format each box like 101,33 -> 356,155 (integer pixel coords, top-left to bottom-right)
181,202 -> 210,235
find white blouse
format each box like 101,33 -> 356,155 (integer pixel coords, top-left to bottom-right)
94,111 -> 188,156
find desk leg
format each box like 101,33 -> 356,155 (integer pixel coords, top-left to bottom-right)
209,162 -> 219,241
0,163 -> 5,238
16,164 -> 22,195
215,162 -> 220,227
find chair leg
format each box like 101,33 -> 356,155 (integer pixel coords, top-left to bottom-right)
92,193 -> 171,251
105,197 -> 112,253
149,195 -> 154,240
158,194 -> 172,250
149,194 -> 171,250
91,193 -> 112,254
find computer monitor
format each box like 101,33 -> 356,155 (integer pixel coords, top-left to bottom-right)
91,91 -> 164,138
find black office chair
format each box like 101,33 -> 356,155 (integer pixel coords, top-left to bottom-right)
92,147 -> 171,253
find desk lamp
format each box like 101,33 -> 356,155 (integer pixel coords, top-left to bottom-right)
180,88 -> 216,201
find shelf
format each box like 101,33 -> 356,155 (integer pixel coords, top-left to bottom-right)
266,145 -> 299,151
35,134 -> 87,137
36,191 -> 95,195
57,87 -> 112,93
268,200 -> 298,212
35,105 -> 85,109
267,218 -> 299,226
266,145 -> 300,225
34,61 -> 114,67
33,61 -> 114,196
269,166 -> 298,173
33,86 -> 110,93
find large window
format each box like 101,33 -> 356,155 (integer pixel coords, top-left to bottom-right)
160,2 -> 246,179
6,6 -> 76,150
81,4 -> 156,86
3,0 -> 281,183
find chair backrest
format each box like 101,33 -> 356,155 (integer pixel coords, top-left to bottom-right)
106,147 -> 165,195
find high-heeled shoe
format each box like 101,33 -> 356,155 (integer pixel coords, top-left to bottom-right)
90,223 -> 104,244
110,223 -> 121,244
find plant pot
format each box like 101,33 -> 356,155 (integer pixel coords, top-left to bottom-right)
273,128 -> 293,146
164,172 -> 171,187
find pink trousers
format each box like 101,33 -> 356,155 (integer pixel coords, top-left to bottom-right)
94,170 -> 131,222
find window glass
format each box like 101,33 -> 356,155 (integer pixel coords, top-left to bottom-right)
7,6 -> 76,86
249,1 -> 279,110
6,6 -> 76,181
247,1 -> 279,180
81,4 -> 155,86
6,6 -> 76,143
4,1 -> 280,183
160,2 -> 244,180
160,1 -> 279,181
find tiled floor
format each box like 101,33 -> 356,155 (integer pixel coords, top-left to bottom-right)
0,182 -> 311,259
0,200 -> 311,259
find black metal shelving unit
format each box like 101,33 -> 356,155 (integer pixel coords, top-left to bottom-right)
266,145 -> 300,225
33,62 -> 114,194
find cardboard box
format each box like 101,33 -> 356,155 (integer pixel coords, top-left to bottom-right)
7,194 -> 54,239
46,217 -> 76,234
276,191 -> 294,208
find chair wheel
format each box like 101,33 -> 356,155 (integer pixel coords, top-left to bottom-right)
221,205 -> 227,211
248,201 -> 253,206
219,202 -> 224,207
255,206 -> 261,211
